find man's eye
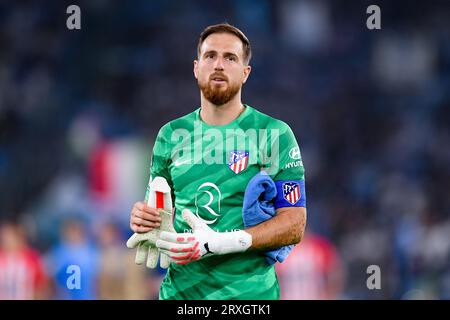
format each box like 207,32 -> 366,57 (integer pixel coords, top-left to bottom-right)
227,56 -> 236,61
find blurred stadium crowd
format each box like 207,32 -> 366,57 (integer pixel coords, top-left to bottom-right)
0,0 -> 449,299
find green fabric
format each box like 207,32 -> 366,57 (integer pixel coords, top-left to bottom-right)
146,105 -> 304,300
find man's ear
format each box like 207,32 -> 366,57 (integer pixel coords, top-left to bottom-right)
242,65 -> 252,84
193,60 -> 199,79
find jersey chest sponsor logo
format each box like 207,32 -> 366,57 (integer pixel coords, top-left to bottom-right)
195,182 -> 222,225
228,150 -> 249,174
283,182 -> 301,205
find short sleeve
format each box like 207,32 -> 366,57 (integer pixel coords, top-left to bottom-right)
267,123 -> 306,209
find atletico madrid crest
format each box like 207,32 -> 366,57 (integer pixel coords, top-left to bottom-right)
228,150 -> 249,174
283,182 -> 301,205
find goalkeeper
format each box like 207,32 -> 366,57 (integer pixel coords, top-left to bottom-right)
128,23 -> 307,300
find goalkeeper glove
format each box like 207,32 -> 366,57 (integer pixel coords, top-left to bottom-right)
155,209 -> 252,264
126,177 -> 175,268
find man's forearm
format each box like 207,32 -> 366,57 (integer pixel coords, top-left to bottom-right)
153,207 -> 307,264
246,207 -> 306,251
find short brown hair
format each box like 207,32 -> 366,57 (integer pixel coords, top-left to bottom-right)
197,23 -> 252,65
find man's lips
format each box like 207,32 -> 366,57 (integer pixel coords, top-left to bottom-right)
210,74 -> 228,82
210,78 -> 227,86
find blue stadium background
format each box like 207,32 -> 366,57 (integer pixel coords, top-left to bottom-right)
0,0 -> 449,299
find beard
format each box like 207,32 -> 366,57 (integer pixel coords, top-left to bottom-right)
198,76 -> 241,106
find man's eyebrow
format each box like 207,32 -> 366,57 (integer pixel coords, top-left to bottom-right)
203,50 -> 217,56
223,52 -> 239,60
202,50 -> 240,59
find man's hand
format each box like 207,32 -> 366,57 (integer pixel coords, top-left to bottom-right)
130,201 -> 162,233
156,209 -> 252,265
127,207 -> 173,268
127,177 -> 174,269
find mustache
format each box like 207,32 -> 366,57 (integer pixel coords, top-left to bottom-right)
209,73 -> 228,81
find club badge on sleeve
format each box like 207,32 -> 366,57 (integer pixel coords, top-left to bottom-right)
274,179 -> 306,208
283,182 -> 301,205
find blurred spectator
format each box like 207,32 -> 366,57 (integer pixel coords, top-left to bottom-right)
45,218 -> 99,299
96,221 -> 150,299
0,219 -> 48,299
276,232 -> 345,299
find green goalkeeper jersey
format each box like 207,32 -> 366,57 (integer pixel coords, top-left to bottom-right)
147,104 -> 306,300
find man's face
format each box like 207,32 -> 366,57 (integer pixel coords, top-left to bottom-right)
194,32 -> 251,106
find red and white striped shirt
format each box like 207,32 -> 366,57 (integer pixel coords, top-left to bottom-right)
0,248 -> 47,300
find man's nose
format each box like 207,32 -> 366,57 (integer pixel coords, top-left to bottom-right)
214,57 -> 224,71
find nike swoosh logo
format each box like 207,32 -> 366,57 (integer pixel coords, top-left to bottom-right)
174,159 -> 191,167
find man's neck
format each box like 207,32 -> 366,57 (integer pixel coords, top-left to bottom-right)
199,94 -> 245,126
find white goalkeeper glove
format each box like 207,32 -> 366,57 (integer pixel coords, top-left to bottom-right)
155,208 -> 252,265
126,177 -> 175,268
